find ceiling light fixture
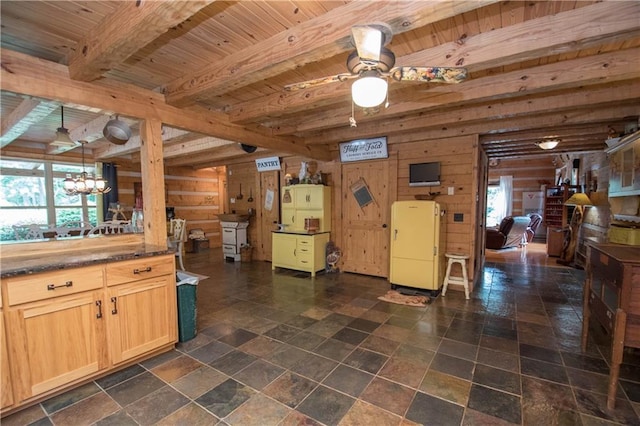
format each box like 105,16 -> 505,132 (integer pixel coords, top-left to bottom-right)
63,141 -> 111,195
536,138 -> 560,150
51,106 -> 77,147
351,71 -> 388,108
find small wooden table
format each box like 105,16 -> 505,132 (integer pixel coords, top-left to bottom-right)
581,243 -> 640,409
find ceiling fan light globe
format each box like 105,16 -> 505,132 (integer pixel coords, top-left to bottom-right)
352,76 -> 387,108
537,140 -> 560,150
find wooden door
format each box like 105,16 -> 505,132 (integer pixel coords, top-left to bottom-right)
258,171 -> 280,261
7,292 -> 105,401
108,276 -> 177,365
341,159 -> 393,277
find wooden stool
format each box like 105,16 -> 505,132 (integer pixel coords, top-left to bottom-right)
442,253 -> 470,299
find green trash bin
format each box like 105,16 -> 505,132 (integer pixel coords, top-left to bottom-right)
176,271 -> 199,342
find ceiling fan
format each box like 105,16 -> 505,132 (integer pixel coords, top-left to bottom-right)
284,23 -> 468,108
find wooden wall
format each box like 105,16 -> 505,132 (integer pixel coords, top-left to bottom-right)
116,163 -> 226,248
487,157 -> 556,214
223,133 -> 480,294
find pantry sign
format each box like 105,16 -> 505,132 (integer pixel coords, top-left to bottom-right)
339,137 -> 388,162
255,156 -> 281,172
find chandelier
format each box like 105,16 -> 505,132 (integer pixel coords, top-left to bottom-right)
63,142 -> 111,195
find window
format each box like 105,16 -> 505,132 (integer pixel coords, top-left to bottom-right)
0,158 -> 100,241
485,184 -> 502,227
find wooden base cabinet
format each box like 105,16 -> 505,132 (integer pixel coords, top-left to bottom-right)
1,314 -> 14,410
107,276 -> 177,364
581,243 -> 640,410
272,232 -> 330,277
1,255 -> 177,415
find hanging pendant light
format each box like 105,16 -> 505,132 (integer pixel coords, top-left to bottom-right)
63,141 -> 111,195
51,106 -> 77,147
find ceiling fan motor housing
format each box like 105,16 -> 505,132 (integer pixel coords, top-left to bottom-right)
347,47 -> 395,74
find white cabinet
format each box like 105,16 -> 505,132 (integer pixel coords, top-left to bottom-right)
272,232 -> 330,277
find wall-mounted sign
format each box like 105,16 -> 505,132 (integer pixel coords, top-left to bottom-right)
255,156 -> 281,172
339,137 -> 388,162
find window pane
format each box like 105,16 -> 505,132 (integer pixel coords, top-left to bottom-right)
0,159 -> 44,170
0,176 -> 46,206
486,186 -> 502,227
0,208 -> 48,241
55,207 -> 98,227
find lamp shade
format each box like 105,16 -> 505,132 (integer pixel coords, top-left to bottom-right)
564,192 -> 592,206
352,74 -> 388,107
536,139 -> 560,150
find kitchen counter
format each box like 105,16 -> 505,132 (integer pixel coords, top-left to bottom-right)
0,244 -> 171,278
272,230 -> 330,236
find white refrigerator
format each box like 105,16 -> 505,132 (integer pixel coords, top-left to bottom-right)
389,200 -> 445,293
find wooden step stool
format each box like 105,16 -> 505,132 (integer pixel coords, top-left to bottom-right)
442,253 -> 470,299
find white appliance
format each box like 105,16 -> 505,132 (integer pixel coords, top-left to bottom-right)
389,200 -> 446,293
221,221 -> 249,261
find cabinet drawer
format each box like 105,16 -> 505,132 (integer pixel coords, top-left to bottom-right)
589,291 -> 614,333
106,256 -> 174,287
4,265 -> 104,306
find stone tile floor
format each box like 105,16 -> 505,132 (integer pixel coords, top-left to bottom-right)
3,248 -> 640,425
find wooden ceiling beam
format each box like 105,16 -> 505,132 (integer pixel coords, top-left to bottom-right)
301,62 -> 640,145
377,104 -> 640,146
67,1 -> 216,82
164,144 -> 260,167
0,98 -> 59,147
0,48 -> 331,162
229,1 -> 640,124
163,0 -> 499,107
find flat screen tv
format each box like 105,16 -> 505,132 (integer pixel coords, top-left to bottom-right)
409,162 -> 440,187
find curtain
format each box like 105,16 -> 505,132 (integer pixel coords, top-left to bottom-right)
102,163 -> 119,219
498,175 -> 513,219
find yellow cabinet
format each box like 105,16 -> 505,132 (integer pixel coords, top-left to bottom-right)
280,185 -> 331,232
272,232 -> 330,277
107,273 -> 177,365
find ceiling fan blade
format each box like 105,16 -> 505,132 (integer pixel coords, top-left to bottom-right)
351,25 -> 382,63
284,73 -> 356,91
389,66 -> 468,84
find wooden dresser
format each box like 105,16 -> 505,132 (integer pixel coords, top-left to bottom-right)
581,243 -> 640,409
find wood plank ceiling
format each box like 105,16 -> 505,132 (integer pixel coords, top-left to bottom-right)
1,0 -> 639,168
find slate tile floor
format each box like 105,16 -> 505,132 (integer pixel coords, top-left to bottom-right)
4,248 -> 640,425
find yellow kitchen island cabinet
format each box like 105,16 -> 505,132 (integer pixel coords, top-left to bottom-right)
1,252 -> 177,416
272,232 -> 330,277
280,184 -> 331,232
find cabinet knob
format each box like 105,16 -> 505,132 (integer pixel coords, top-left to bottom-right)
382,224 -> 387,228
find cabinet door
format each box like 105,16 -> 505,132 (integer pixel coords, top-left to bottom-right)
7,291 -> 105,401
281,207 -> 296,230
295,185 -> 326,209
1,313 -> 14,409
272,233 -> 298,269
107,275 -> 177,365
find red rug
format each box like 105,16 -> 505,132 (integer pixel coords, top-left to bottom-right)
377,290 -> 429,307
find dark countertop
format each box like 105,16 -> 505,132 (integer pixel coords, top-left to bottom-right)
272,230 -> 330,236
1,245 -> 173,278
589,242 -> 640,265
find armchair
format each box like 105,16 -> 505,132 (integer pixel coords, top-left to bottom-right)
525,213 -> 543,243
486,217 -> 514,249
